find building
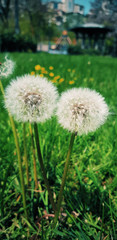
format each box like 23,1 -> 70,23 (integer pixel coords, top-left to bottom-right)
70,23 -> 112,53
47,0 -> 84,26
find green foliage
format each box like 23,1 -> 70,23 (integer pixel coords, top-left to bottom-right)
68,44 -> 83,55
0,33 -> 37,52
63,13 -> 85,29
104,37 -> 114,55
68,45 -> 101,55
0,53 -> 117,239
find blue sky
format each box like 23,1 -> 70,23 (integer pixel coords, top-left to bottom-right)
75,0 -> 93,14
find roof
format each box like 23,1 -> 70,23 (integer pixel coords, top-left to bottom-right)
70,23 -> 112,34
82,23 -> 104,28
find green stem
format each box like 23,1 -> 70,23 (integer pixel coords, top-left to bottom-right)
53,132 -> 75,228
0,80 -> 5,95
10,117 -> 28,219
0,80 -> 28,218
23,123 -> 29,186
34,123 -> 56,212
29,123 -> 38,190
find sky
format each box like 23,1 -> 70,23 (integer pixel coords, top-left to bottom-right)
75,0 -> 93,14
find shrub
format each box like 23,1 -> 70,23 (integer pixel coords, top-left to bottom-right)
68,44 -> 83,55
83,48 -> 101,56
104,37 -> 114,55
0,33 -> 37,52
68,45 -> 101,55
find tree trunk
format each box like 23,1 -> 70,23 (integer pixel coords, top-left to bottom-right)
15,0 -> 20,34
0,0 -> 11,27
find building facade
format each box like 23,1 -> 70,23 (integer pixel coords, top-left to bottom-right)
47,0 -> 84,26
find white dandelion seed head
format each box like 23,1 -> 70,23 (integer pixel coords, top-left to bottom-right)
56,88 -> 109,135
0,56 -> 15,78
5,74 -> 59,122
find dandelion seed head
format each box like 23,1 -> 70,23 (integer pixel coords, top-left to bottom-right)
56,88 -> 109,135
5,74 -> 58,122
0,56 -> 15,78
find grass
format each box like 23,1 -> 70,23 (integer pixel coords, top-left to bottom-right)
0,52 -> 117,239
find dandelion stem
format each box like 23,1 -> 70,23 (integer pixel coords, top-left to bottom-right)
34,123 -> 56,212
0,80 -> 5,95
0,80 -> 28,218
23,123 -> 29,186
29,123 -> 38,190
10,117 -> 28,219
53,132 -> 75,228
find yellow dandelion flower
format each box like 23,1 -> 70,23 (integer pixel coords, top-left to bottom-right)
69,80 -> 74,85
31,71 -> 35,75
39,74 -> 44,77
49,66 -> 54,70
51,79 -> 56,83
41,70 -> 46,74
88,61 -> 91,65
41,67 -> 45,71
67,69 -> 71,72
54,76 -> 60,80
72,69 -> 75,73
35,65 -> 41,70
49,72 -> 54,77
59,78 -> 64,83
55,75 -> 60,80
41,70 -> 48,74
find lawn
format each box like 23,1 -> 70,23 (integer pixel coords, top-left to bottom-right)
0,52 -> 117,240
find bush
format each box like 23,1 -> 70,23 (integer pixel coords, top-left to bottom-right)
68,45 -> 83,55
83,48 -> 101,56
68,45 -> 101,55
0,33 -> 37,52
104,37 -> 114,55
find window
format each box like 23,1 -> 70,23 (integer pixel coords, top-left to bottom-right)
54,2 -> 58,9
69,1 -> 71,10
80,5 -> 83,11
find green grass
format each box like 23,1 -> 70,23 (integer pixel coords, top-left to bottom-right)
0,52 -> 117,240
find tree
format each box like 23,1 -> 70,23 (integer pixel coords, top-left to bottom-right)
14,0 -> 20,34
64,13 -> 85,29
89,0 -> 117,24
18,0 -> 49,41
88,0 -> 117,56
0,0 -> 58,42
0,0 -> 11,26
